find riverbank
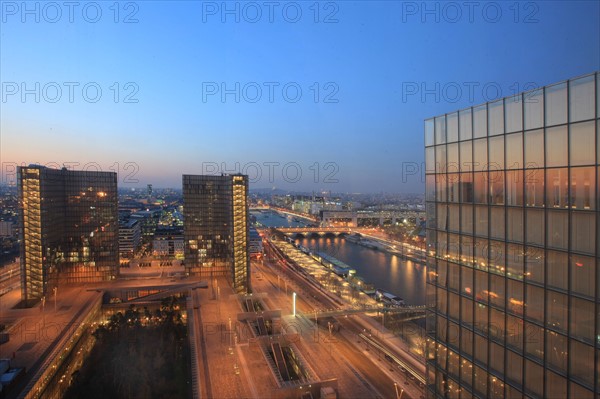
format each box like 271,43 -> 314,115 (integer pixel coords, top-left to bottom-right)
346,233 -> 426,265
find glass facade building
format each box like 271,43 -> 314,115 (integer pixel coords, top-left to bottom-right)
183,174 -> 250,294
425,72 -> 600,398
18,166 -> 118,304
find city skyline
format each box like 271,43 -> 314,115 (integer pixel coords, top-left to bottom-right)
2,2 -> 599,193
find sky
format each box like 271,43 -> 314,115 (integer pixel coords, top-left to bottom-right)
1,1 -> 599,193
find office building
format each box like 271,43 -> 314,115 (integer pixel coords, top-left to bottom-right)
18,165 -> 118,304
425,72 -> 599,398
119,218 -> 141,257
183,174 -> 250,294
153,226 -> 184,258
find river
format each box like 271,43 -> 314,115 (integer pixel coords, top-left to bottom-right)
252,210 -> 427,306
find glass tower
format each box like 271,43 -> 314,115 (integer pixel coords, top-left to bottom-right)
425,72 -> 599,398
183,174 -> 250,294
18,165 -> 118,304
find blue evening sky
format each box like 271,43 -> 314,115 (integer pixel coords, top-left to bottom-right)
1,1 -> 598,193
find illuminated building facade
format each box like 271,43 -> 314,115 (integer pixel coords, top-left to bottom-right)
425,72 -> 599,398
18,166 -> 118,304
183,174 -> 250,294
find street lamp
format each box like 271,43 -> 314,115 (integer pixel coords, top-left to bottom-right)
394,382 -> 404,399
41,296 -> 46,327
293,292 -> 296,317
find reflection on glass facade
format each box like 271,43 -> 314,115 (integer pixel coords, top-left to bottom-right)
183,174 -> 250,294
425,72 -> 599,398
18,166 -> 118,304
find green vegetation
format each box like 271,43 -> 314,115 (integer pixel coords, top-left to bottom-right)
64,297 -> 191,399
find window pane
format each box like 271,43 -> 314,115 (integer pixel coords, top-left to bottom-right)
547,291 -> 568,334
436,174 -> 446,202
425,118 -> 435,146
436,145 -> 447,173
570,167 -> 595,210
488,100 -> 504,136
447,112 -> 459,143
460,356 -> 473,387
525,246 -> 544,284
546,168 -> 568,208
524,359 -> 543,397
570,297 -> 594,342
546,369 -> 567,399
569,74 -> 595,122
475,238 -> 488,271
506,132 -> 523,169
525,169 -> 544,207
448,205 -> 460,232
570,340 -> 594,387
547,210 -> 568,250
473,138 -> 487,171
570,121 -> 595,166
475,270 -> 489,301
460,172 -> 474,203
461,204 -> 473,234
526,209 -> 544,247
447,143 -> 459,173
524,321 -> 544,360
489,170 -> 504,205
524,129 -> 543,168
490,207 -> 505,240
461,236 -> 475,266
489,240 -> 505,276
474,172 -> 488,204
473,105 -> 487,138
545,330 -> 567,371
507,208 -> 523,242
462,267 -> 474,298
473,365 -> 487,397
461,327 -> 473,357
546,125 -> 568,167
437,203 -> 448,231
571,211 -> 595,255
489,342 -> 504,376
475,205 -> 488,237
460,141 -> 473,172
448,174 -> 460,203
506,170 -> 523,206
507,315 -> 523,351
507,277 -> 524,310
545,82 -> 567,126
474,334 -> 488,365
426,175 -> 435,201
524,88 -> 543,130
426,203 -> 436,231
505,95 -> 523,133
489,274 -> 505,308
546,250 -> 568,291
426,147 -> 435,174
525,285 -> 544,323
506,350 -> 523,387
570,382 -> 594,399
459,108 -> 472,141
571,243 -> 593,289
489,135 -> 504,170
435,116 -> 446,145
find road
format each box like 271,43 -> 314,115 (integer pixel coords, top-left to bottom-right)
253,251 -> 425,399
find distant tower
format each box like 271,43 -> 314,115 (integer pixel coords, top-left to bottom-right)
147,184 -> 153,197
